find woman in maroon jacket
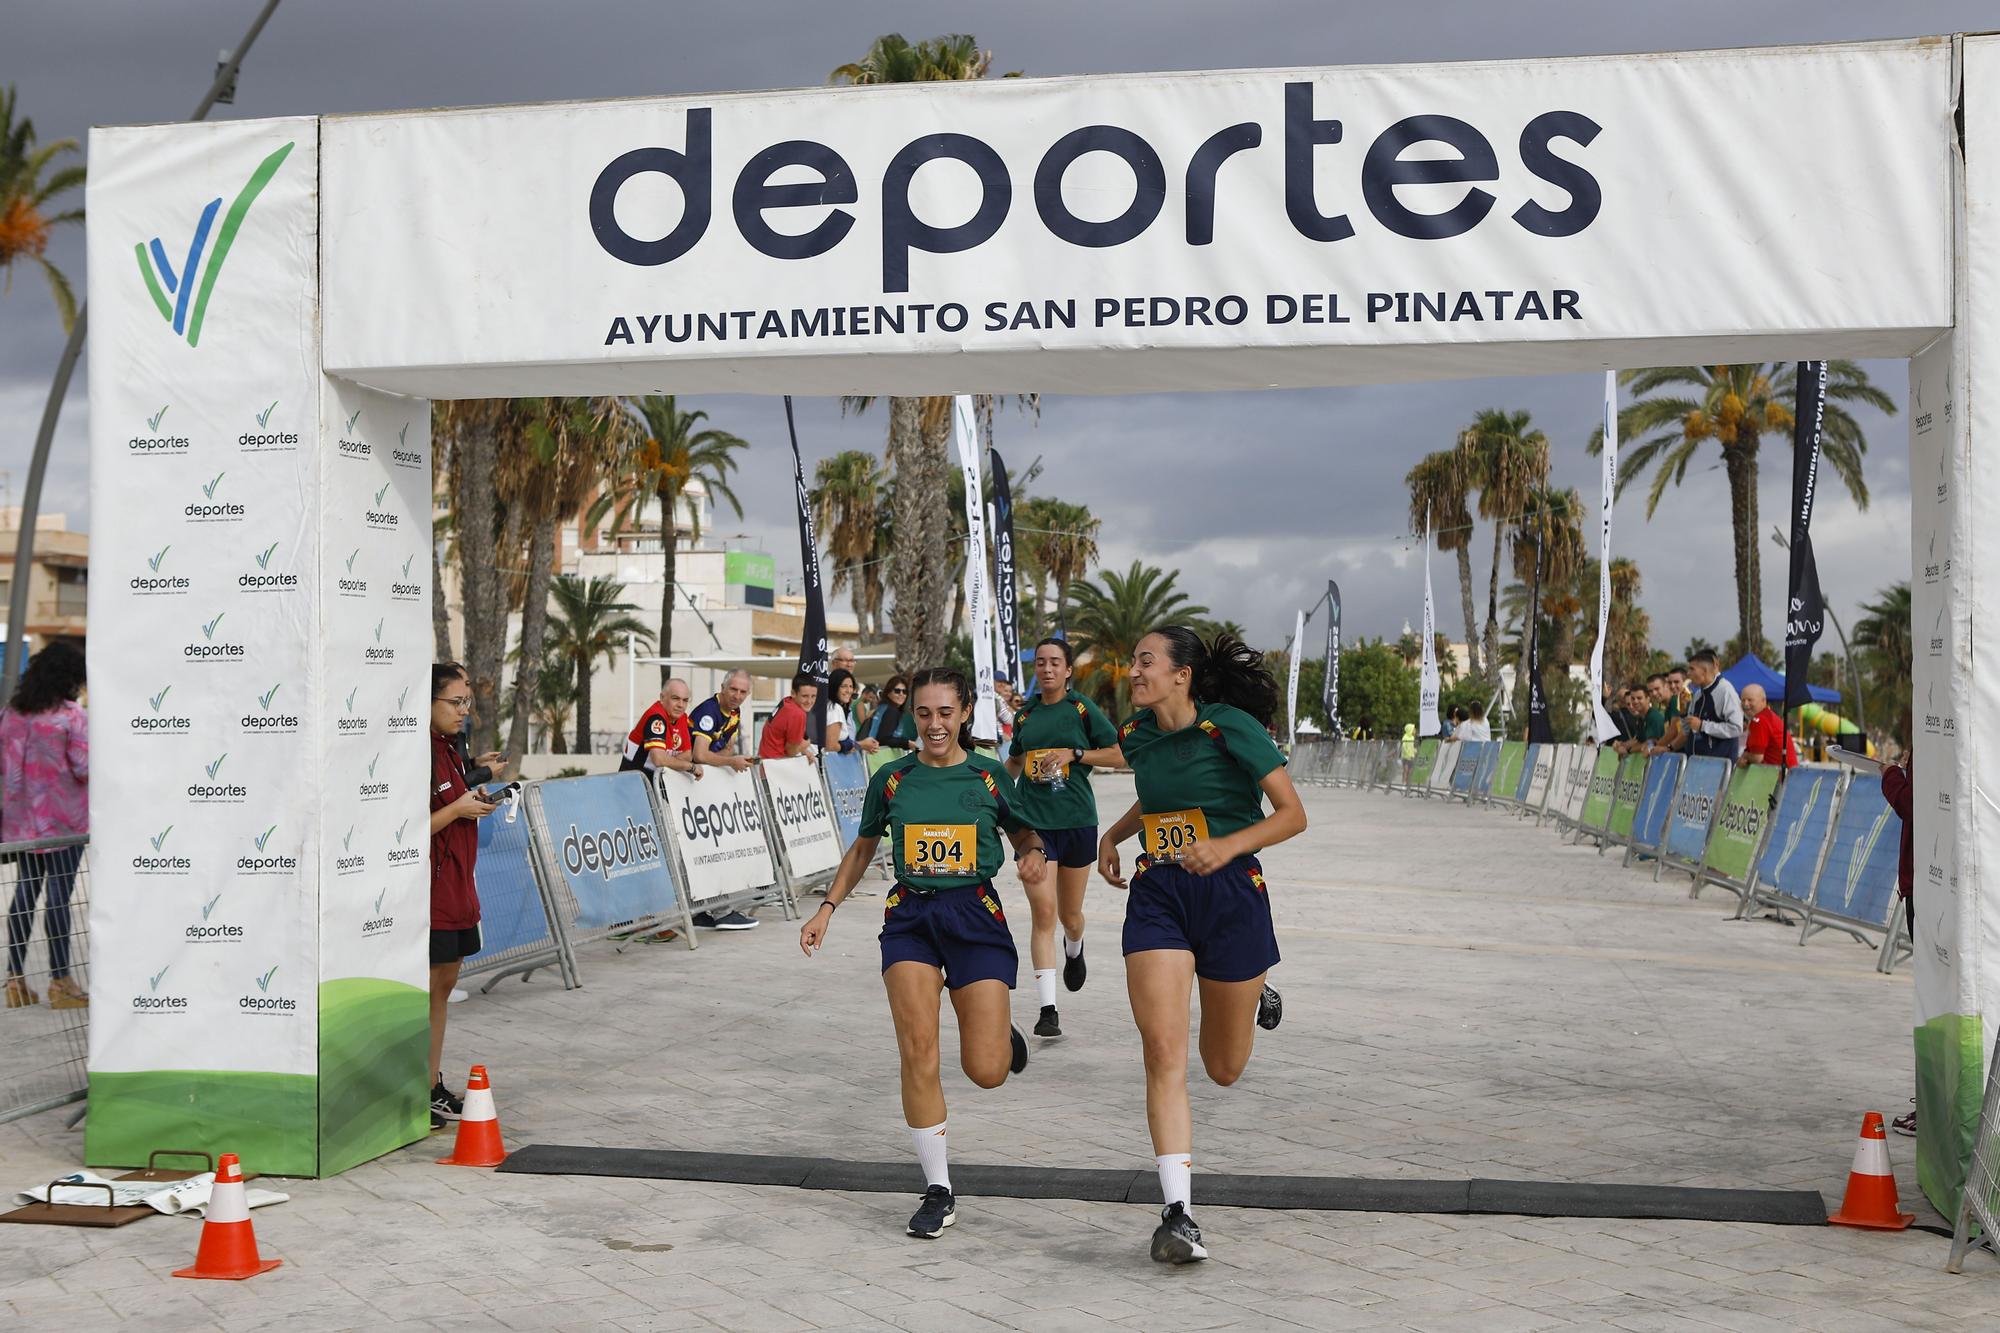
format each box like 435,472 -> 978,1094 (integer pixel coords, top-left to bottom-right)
429,663 -> 497,1129
1881,746 -> 1916,1137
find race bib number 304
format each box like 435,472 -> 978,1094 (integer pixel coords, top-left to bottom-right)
1141,809 -> 1209,862
905,823 -> 977,877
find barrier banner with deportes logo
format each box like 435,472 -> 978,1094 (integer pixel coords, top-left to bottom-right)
1471,741 -> 1501,798
1427,740 -> 1460,794
1807,774 -> 1901,929
1521,743 -> 1557,808
657,765 -> 777,904
822,749 -> 870,849
1661,756 -> 1732,866
1629,752 -> 1682,853
1450,741 -> 1482,794
1753,767 -> 1840,903
1606,753 -> 1647,840
1490,742 -> 1527,804
759,756 -> 843,880
529,772 -> 678,929
1409,738 -> 1439,788
1579,748 -> 1619,829
1695,763 -> 1779,884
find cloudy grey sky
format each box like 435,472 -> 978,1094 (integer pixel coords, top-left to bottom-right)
5,1 -> 1985,658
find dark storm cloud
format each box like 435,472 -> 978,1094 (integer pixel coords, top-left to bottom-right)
2,0 -> 1975,651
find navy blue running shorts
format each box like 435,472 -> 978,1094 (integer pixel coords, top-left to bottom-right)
1122,855 -> 1279,982
1036,825 -> 1099,870
880,883 -> 1019,989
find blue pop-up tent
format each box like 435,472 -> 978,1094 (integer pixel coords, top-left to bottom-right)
1720,654 -> 1841,706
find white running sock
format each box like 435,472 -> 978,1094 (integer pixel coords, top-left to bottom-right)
1035,968 -> 1058,1007
1063,932 -> 1084,959
911,1121 -> 950,1191
1156,1152 -> 1192,1210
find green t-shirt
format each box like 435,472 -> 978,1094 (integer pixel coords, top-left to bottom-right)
1641,706 -> 1667,741
1007,689 -> 1119,831
1118,702 -> 1286,849
858,753 -> 1028,891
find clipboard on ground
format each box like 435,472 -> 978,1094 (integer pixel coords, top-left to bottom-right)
0,1151 -> 257,1229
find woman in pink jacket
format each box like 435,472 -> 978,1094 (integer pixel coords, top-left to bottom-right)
2,642 -> 89,1009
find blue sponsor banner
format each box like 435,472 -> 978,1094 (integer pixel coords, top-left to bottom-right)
1631,752 -> 1682,851
1472,741 -> 1500,795
1663,756 -> 1730,862
1515,744 -> 1542,803
534,772 -> 678,929
465,802 -> 550,961
1814,775 -> 1901,926
1451,742 -> 1484,792
822,749 -> 870,849
1755,768 -> 1840,901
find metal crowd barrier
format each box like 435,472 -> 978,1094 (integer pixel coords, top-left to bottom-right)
0,835 -> 91,1125
1948,1027 -> 2000,1273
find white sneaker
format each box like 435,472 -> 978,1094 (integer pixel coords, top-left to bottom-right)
448,988 -> 468,1003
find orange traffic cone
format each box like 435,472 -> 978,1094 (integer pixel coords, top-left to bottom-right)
437,1064 -> 507,1167
172,1153 -> 282,1280
1829,1112 -> 1915,1230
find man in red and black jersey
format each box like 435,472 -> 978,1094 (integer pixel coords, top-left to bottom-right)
621,677 -> 702,779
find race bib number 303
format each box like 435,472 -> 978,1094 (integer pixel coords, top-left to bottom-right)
904,823 -> 977,877
1141,809 -> 1209,862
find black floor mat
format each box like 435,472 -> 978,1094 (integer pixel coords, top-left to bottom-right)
497,1145 -> 1827,1225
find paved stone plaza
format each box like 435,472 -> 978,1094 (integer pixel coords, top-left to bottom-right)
4,775 -> 1994,1330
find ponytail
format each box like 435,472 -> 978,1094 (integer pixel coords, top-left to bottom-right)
1149,626 -> 1279,727
908,666 -> 977,752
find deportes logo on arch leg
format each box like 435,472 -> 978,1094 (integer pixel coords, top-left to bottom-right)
134,141 -> 294,348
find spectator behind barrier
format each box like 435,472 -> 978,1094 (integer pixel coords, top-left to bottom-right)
813,645 -> 858,751
1458,699 -> 1492,743
1883,745 -> 1915,1135
621,677 -> 703,777
761,675 -> 820,759
861,675 -> 915,754
428,662 -> 498,1129
2,641 -> 89,1011
1737,684 -> 1797,768
1679,650 -> 1743,761
825,669 -> 859,754
688,669 -> 760,931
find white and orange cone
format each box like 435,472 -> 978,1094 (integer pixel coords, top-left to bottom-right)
1829,1111 -> 1915,1230
172,1153 -> 282,1280
437,1064 -> 507,1167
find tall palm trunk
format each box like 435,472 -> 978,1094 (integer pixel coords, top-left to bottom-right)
507,516 -> 556,758
1726,442 -> 1762,653
574,649 -> 593,753
890,397 -> 950,670
432,539 -> 453,659
453,420 -> 505,753
1483,525 -> 1504,685
1455,545 -> 1481,680
657,484 -> 678,680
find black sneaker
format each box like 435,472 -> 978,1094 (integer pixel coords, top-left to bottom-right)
907,1184 -> 956,1238
1063,943 -> 1087,992
1034,1005 -> 1062,1038
1010,1025 -> 1029,1074
431,1107 -> 447,1131
1150,1202 -> 1208,1264
431,1081 -> 464,1122
1257,984 -> 1282,1031
691,911 -> 720,929
712,910 -> 759,931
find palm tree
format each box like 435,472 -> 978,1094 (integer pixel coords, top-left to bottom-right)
1458,409 -> 1547,686
496,398 -> 633,757
833,38 -> 1014,672
1591,362 -> 1894,655
1510,486 -> 1588,666
1852,581 -> 1912,745
588,395 -> 747,675
812,449 -> 886,640
433,400 -> 512,751
1067,561 -> 1208,715
1032,499 -> 1100,634
545,575 -> 653,753
0,86 -> 84,332
1405,449 -> 1482,680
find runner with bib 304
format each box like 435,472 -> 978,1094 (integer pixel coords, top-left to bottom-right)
1096,627 -> 1307,1266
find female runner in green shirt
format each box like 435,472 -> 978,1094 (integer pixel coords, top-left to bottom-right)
800,667 -> 1051,1241
1005,637 -> 1122,1038
1098,627 -> 1308,1264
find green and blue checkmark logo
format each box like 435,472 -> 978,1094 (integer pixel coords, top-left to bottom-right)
258,683 -> 281,710
150,686 -> 172,712
346,686 -> 359,714
151,825 -> 174,851
373,482 -> 391,507
346,548 -> 360,574
255,965 -> 278,993
345,408 -> 362,435
150,965 -> 171,991
203,472 -> 225,499
147,405 -> 169,431
256,400 -> 277,428
205,752 -> 227,779
254,824 -> 276,852
201,892 -> 223,921
135,141 -> 295,348
202,612 -> 225,640
148,544 -> 171,572
255,541 -> 279,570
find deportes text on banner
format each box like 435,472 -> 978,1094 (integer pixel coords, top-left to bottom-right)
820,749 -> 870,850
1782,360 -> 1829,712
952,395 -> 998,740
657,765 -> 777,903
533,773 -> 679,928
760,756 -> 842,879
1590,370 -> 1619,741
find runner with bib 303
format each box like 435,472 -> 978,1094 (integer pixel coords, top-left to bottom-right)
1096,628 -> 1307,1265
1004,637 -> 1123,1039
800,667 -> 1049,1242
